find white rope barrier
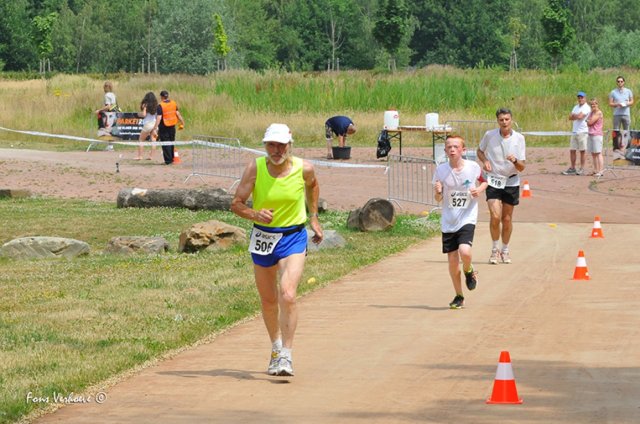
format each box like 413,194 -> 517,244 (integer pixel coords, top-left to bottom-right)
192,139 -> 388,169
521,131 -> 574,136
0,126 -> 388,170
0,126 -> 192,146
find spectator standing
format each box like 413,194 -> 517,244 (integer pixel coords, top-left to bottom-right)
587,98 -> 604,177
154,90 -> 185,165
95,81 -> 119,149
562,91 -> 591,176
136,92 -> 158,161
433,135 -> 487,309
325,116 -> 356,159
608,75 -> 634,155
476,108 -> 526,265
95,81 -> 118,126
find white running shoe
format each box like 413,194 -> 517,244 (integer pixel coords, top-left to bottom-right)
267,349 -> 280,376
501,250 -> 512,264
489,249 -> 500,265
277,356 -> 294,376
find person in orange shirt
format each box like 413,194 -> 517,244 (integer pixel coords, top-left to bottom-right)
153,90 -> 185,164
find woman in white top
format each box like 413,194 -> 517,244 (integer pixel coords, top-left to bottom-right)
136,92 -> 158,160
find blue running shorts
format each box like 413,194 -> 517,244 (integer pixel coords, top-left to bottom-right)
251,224 -> 307,267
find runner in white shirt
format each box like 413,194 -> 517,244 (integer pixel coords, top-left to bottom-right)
477,108 -> 526,265
433,135 -> 487,309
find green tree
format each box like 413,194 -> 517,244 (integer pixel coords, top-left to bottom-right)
541,0 -> 575,70
408,0 -> 509,69
373,0 -> 409,71
271,0 -> 329,71
508,17 -> 526,71
338,0 -> 379,69
225,0 -> 277,70
509,0 -> 548,69
153,0 -> 216,74
0,0 -> 37,71
213,13 -> 231,70
33,12 -> 58,72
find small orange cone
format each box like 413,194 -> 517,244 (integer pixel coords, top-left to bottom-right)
572,250 -> 590,280
173,148 -> 182,164
486,351 -> 523,404
521,181 -> 532,198
590,216 -> 604,238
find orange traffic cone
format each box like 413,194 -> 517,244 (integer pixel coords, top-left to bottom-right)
486,351 -> 523,404
572,250 -> 590,280
590,216 -> 604,238
521,181 -> 532,198
173,148 -> 182,164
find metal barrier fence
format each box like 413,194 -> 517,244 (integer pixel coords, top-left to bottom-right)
444,120 -> 497,150
186,135 -> 257,189
387,154 -> 438,208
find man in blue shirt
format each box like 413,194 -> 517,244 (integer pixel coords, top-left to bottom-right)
325,115 -> 356,159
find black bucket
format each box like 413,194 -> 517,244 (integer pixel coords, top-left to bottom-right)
332,146 -> 351,160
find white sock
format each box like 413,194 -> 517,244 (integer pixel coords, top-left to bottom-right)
492,240 -> 500,250
502,244 -> 509,252
280,347 -> 292,360
272,339 -> 282,352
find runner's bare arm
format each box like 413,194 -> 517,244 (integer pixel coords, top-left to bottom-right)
434,180 -> 443,203
476,148 -> 492,173
470,176 -> 488,197
303,160 -> 323,244
231,160 -> 272,224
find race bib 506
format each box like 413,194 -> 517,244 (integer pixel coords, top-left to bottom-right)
249,229 -> 283,255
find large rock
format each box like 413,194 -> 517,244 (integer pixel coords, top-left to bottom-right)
306,229 -> 345,252
347,198 -> 396,232
179,220 -> 246,253
117,187 -> 233,211
105,236 -> 169,255
316,198 -> 329,213
0,236 -> 90,259
0,189 -> 32,199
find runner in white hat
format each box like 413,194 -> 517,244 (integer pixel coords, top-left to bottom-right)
231,123 -> 323,376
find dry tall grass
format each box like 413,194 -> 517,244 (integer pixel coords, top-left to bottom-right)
1,68 -> 638,149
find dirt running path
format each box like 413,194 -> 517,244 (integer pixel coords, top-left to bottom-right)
34,223 -> 640,423
1,146 -> 639,422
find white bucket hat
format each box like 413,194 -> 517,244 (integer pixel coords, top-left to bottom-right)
262,123 -> 293,144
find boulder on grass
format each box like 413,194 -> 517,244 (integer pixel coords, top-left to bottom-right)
306,229 -> 345,252
179,220 -> 246,253
105,236 -> 169,255
0,236 -> 89,259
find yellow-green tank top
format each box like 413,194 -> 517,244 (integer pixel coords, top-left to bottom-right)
252,156 -> 306,227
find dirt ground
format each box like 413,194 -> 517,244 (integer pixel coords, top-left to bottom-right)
2,145 -> 640,423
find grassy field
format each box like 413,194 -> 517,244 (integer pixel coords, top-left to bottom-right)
0,66 -> 634,422
0,67 -> 637,151
0,197 -> 438,423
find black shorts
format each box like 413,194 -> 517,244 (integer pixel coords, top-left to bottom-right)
442,224 -> 476,254
486,185 -> 520,206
